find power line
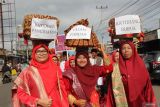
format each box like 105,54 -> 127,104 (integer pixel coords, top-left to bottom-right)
139,1 -> 160,17
142,7 -> 160,20
94,0 -> 160,34
130,0 -> 158,15
94,0 -> 140,32
100,0 -> 140,23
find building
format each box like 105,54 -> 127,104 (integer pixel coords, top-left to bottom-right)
0,0 -> 16,53
138,28 -> 160,53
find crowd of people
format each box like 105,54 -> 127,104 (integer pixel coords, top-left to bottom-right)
1,59 -> 29,84
11,40 -> 157,107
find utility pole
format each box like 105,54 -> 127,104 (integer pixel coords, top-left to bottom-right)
96,5 -> 107,45
96,5 -> 108,24
0,2 -> 4,49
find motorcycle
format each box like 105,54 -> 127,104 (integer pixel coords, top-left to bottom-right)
2,71 -> 12,84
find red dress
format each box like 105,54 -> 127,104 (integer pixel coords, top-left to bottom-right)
105,41 -> 157,107
12,44 -> 69,107
63,51 -> 113,107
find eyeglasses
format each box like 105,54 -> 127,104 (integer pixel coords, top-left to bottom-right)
36,50 -> 48,55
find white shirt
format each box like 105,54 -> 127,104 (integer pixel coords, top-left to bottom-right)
89,57 -> 104,85
89,57 -> 103,66
60,61 -> 65,72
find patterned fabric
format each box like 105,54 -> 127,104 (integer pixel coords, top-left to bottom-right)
63,69 -> 99,107
112,63 -> 128,107
12,66 -> 68,107
12,66 -> 48,107
119,41 -> 156,105
63,69 -> 88,100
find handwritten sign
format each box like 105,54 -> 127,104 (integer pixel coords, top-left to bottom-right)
66,25 -> 91,39
31,18 -> 57,39
115,15 -> 141,35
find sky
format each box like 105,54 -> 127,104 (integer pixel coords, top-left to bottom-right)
1,0 -> 160,50
15,0 -> 160,38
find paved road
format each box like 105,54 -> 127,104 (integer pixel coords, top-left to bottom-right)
0,83 -> 12,107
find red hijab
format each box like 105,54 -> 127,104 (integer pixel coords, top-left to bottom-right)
65,56 -> 75,70
30,44 -> 58,94
119,41 -> 149,102
112,50 -> 119,64
51,54 -> 60,66
73,51 -> 100,100
69,56 -> 75,66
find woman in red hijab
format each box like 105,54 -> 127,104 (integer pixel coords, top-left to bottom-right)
104,49 -> 128,107
63,50 -> 113,107
12,44 -> 69,107
51,54 -> 60,66
65,56 -> 75,70
112,50 -> 119,64
118,41 -> 156,107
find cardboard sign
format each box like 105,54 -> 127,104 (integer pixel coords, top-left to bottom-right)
115,15 -> 141,35
31,18 -> 57,39
56,35 -> 72,51
66,25 -> 91,39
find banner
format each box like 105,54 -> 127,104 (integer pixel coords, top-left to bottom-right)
56,35 -> 73,51
31,18 -> 57,39
115,15 -> 141,35
66,25 -> 91,39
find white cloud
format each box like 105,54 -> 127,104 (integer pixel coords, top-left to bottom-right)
2,0 -> 160,50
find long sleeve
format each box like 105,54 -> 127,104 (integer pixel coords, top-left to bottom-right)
63,77 -> 73,94
143,78 -> 157,103
95,64 -> 113,76
63,77 -> 78,106
17,87 -> 37,107
105,63 -> 113,72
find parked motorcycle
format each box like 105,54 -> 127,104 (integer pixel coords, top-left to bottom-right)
2,71 -> 12,84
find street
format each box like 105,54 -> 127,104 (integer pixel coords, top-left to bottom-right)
0,82 -> 12,107
0,78 -> 160,107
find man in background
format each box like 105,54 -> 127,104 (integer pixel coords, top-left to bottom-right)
90,48 -> 103,66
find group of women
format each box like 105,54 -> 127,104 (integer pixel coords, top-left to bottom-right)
12,40 -> 157,107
